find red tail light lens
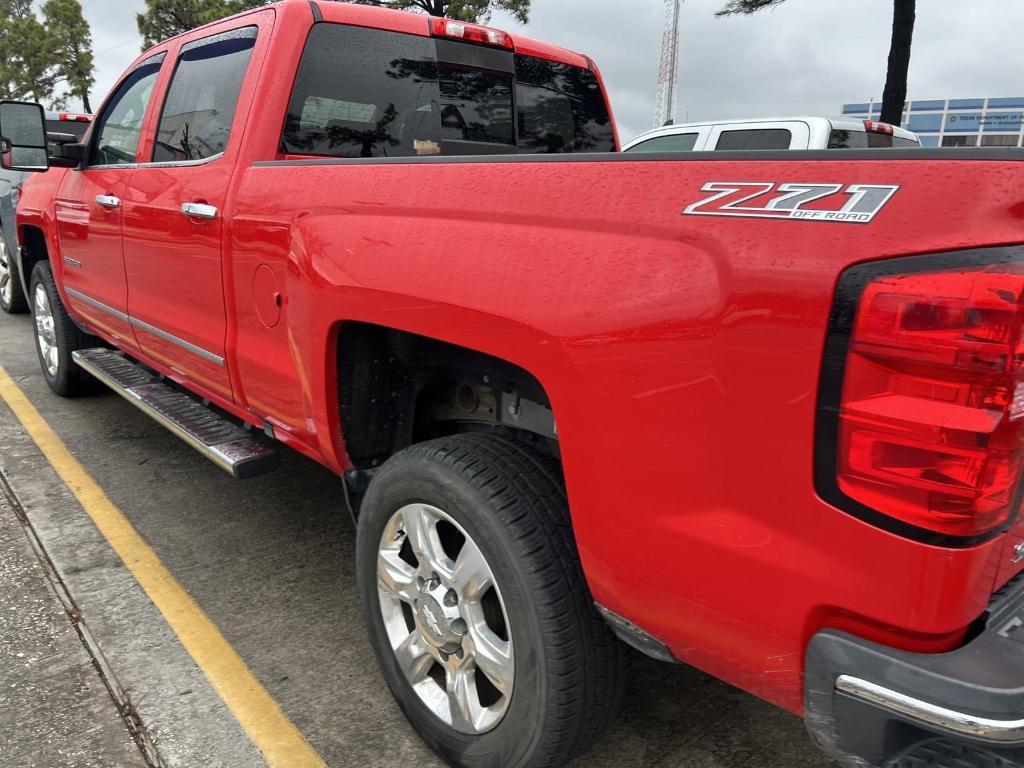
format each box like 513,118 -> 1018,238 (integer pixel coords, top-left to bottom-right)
864,119 -> 894,135
818,250 -> 1024,544
431,18 -> 514,49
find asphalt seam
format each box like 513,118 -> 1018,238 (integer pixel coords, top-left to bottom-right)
0,468 -> 163,767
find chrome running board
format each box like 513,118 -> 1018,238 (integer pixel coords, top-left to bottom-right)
73,348 -> 278,480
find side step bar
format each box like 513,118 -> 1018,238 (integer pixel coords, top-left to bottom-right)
73,349 -> 278,480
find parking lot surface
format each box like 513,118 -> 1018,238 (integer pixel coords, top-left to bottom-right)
0,309 -> 832,768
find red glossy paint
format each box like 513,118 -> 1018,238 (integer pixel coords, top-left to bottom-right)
15,0 -> 1024,720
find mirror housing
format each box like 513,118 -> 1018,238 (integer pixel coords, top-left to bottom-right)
46,132 -> 85,169
0,100 -> 49,173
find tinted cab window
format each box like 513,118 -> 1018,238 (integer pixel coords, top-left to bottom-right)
89,55 -> 164,165
153,28 -> 256,162
283,24 -> 615,159
625,133 -> 699,153
715,129 -> 792,150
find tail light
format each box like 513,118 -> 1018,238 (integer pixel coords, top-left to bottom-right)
817,248 -> 1024,545
864,120 -> 894,135
431,18 -> 514,50
59,112 -> 91,122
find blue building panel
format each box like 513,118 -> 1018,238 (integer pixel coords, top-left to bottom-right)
918,135 -> 941,148
907,113 -> 943,133
842,103 -> 870,115
982,112 -> 1023,132
987,97 -> 1024,109
945,112 -> 984,132
947,99 -> 986,110
910,99 -> 946,111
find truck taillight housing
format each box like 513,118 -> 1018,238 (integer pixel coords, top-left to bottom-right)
817,248 -> 1024,546
431,18 -> 514,49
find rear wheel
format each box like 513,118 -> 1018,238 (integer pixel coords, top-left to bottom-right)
356,433 -> 626,768
0,234 -> 28,314
30,261 -> 94,396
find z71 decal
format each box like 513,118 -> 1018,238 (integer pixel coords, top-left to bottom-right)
683,182 -> 900,224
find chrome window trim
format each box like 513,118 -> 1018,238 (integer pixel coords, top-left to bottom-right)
836,675 -> 1024,744
137,152 -> 225,169
64,287 -> 224,367
78,163 -> 139,172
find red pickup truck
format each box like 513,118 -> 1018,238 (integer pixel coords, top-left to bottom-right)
3,2 -> 1023,767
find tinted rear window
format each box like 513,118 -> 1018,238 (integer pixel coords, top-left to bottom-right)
282,23 -> 615,158
45,119 -> 89,141
715,129 -> 791,150
828,129 -> 921,149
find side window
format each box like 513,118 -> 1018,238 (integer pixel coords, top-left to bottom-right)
515,56 -> 615,154
88,55 -> 164,166
283,24 -> 442,159
626,133 -> 699,153
714,129 -> 792,151
152,27 -> 256,163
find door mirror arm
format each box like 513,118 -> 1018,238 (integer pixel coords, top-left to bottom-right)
47,132 -> 86,169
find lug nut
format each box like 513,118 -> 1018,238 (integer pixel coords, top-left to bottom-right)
444,589 -> 459,607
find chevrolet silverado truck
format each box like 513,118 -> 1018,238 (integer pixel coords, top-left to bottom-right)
2,2 -> 1024,767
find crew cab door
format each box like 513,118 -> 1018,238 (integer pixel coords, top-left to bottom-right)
706,121 -> 811,150
121,21 -> 263,402
54,55 -> 165,348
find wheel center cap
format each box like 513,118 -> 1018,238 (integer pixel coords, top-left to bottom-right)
416,587 -> 464,651
420,596 -> 446,636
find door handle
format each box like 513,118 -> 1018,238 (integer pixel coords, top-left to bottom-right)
95,195 -> 121,209
180,202 -> 218,221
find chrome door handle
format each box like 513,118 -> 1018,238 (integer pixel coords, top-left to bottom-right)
180,202 -> 218,220
95,195 -> 121,209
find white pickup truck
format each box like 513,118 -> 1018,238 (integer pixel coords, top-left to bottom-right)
623,115 -> 921,153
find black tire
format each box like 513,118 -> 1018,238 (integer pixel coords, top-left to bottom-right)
0,231 -> 28,314
29,261 -> 95,396
357,433 -> 627,768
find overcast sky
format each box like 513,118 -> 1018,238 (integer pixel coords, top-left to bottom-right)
80,0 -> 1018,143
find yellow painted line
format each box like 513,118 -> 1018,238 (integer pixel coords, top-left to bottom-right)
0,363 -> 327,768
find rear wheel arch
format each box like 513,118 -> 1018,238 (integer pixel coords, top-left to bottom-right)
334,322 -> 563,513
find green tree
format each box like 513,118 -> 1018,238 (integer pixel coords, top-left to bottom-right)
717,0 -> 916,127
349,0 -> 529,24
136,0 -> 261,48
136,0 -> 530,47
43,0 -> 96,112
0,0 -> 57,104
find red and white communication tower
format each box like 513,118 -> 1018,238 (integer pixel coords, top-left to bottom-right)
653,0 -> 682,128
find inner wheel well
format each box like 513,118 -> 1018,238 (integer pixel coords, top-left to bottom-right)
336,322 -> 558,475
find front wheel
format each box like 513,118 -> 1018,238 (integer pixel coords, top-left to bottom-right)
30,262 -> 94,396
356,433 -> 626,768
0,234 -> 28,314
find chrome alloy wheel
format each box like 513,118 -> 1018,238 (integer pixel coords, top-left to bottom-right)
377,503 -> 514,735
34,282 -> 59,377
0,239 -> 11,307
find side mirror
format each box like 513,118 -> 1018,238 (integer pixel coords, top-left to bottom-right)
0,100 -> 49,173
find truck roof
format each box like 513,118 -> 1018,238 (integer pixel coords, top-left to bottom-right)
145,0 -> 592,71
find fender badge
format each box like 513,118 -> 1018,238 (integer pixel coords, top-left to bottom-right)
684,182 -> 899,224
